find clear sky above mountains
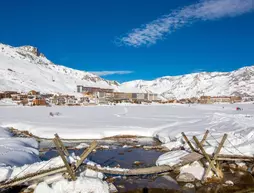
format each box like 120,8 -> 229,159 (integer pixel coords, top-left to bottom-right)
0,0 -> 253,82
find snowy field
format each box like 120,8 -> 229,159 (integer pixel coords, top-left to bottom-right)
1,103 -> 254,157
0,104 -> 253,140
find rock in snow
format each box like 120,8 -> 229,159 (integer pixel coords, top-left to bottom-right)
180,161 -> 205,181
176,173 -> 196,182
225,180 -> 234,186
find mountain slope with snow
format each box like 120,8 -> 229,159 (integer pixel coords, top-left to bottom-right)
0,43 -> 119,94
119,67 -> 254,99
0,43 -> 253,99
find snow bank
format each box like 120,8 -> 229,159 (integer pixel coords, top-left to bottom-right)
0,126 -> 40,182
0,153 -> 109,193
0,99 -> 18,106
179,161 -> 205,180
75,143 -> 90,149
0,127 -> 39,167
34,169 -> 109,193
156,150 -> 189,166
0,156 -> 63,182
34,175 -> 109,193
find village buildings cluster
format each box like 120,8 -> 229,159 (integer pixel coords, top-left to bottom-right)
0,85 -> 251,106
163,96 -> 243,104
76,85 -> 160,104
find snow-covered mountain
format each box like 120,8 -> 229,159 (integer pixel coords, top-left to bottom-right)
119,66 -> 254,99
0,43 -> 253,99
0,43 -> 119,95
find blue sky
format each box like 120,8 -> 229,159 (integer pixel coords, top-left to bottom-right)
0,0 -> 253,82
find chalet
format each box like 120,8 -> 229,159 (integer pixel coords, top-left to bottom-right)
11,94 -> 28,101
189,97 -> 199,103
0,93 -> 4,99
165,99 -> 178,103
28,90 -> 39,96
2,91 -> 19,98
243,96 -> 254,102
41,94 -> 54,99
178,98 -> 192,104
49,96 -> 65,105
79,97 -> 90,104
56,97 -> 66,105
199,96 -> 212,104
32,97 -> 46,106
210,96 -> 231,103
230,96 -> 242,103
66,97 -> 77,105
198,95 -> 242,104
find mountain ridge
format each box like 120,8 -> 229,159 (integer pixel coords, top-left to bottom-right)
0,43 -> 119,95
0,43 -> 253,99
119,65 -> 254,99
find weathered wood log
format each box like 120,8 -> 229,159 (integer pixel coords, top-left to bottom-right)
214,134 -> 228,159
181,132 -> 196,152
193,136 -> 222,178
53,138 -> 76,180
200,130 -> 209,146
0,166 -> 66,189
215,154 -> 254,161
203,134 -> 227,180
54,133 -> 69,156
85,165 -> 173,175
75,141 -> 97,169
234,188 -> 254,193
216,157 -> 254,162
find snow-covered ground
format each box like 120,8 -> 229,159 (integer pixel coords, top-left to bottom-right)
0,98 -> 18,106
0,126 -> 40,182
0,104 -> 253,141
0,152 -> 111,193
0,104 -> 254,191
0,127 -> 39,168
1,103 -> 254,158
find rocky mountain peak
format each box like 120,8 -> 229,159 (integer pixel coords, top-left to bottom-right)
19,45 -> 45,57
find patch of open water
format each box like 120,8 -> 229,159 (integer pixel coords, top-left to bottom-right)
41,145 -> 254,193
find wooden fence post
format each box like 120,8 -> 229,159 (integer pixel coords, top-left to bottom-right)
181,132 -> 196,152
203,134 -> 227,179
75,141 -> 97,169
200,130 -> 209,146
193,136 -> 222,178
54,133 -> 69,156
53,138 -> 76,180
